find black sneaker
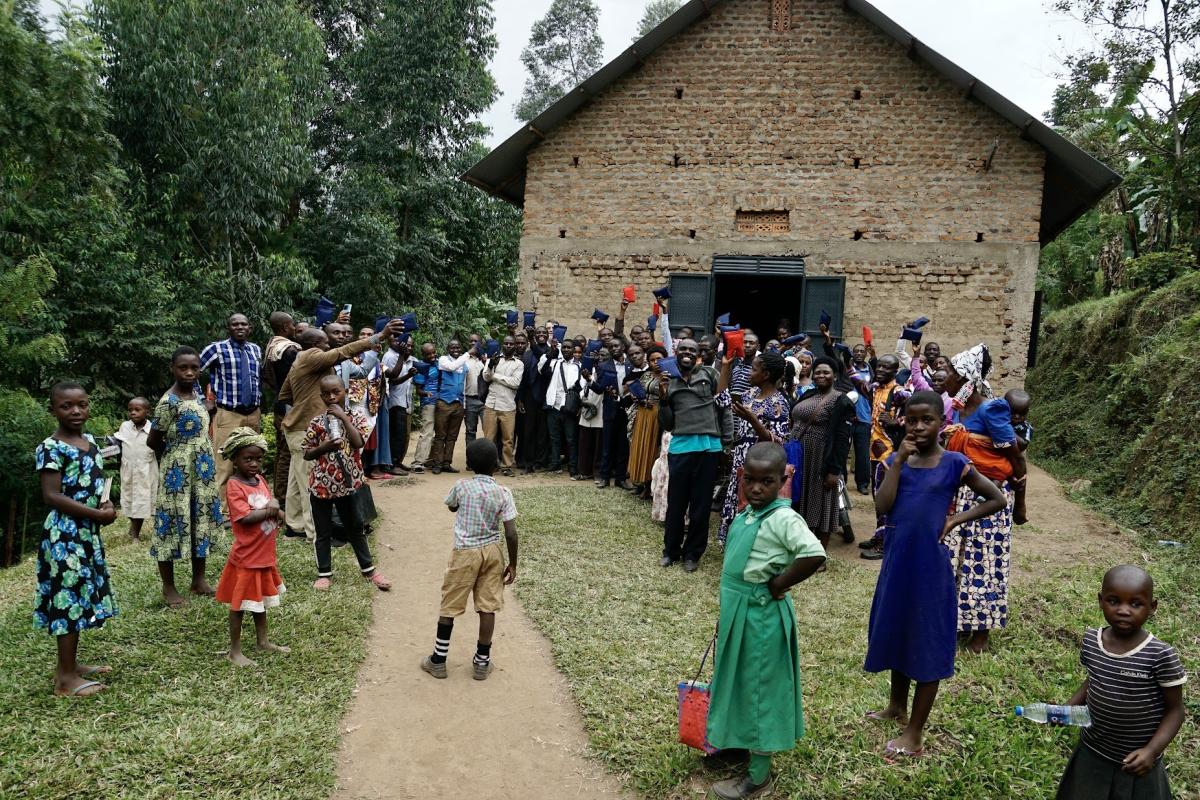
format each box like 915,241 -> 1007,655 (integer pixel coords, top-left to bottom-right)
860,547 -> 884,561
441,465 -> 460,473
858,535 -> 881,550
283,527 -> 307,540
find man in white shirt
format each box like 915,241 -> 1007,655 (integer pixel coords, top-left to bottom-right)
428,339 -> 473,474
382,336 -> 419,474
463,334 -> 487,446
540,337 -> 582,475
482,336 -> 525,477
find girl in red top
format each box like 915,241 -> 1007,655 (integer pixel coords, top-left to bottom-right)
215,427 -> 289,667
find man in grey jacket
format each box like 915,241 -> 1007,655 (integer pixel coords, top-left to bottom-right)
657,338 -> 733,572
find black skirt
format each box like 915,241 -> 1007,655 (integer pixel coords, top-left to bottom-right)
1056,741 -> 1172,800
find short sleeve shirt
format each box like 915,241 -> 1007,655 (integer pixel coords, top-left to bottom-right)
741,505 -> 826,584
444,476 -> 517,549
225,476 -> 278,568
301,410 -> 370,499
1080,627 -> 1188,763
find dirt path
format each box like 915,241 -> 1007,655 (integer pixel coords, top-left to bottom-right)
826,462 -> 1136,579
333,445 -> 626,800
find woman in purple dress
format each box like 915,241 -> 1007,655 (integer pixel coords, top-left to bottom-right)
864,391 -> 1005,759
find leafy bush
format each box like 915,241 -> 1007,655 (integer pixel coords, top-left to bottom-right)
1028,271 -> 1200,539
1124,247 -> 1197,290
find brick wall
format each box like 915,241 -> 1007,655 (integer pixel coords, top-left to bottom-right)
514,0 -> 1048,389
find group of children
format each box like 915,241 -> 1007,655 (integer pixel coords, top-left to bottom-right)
31,301 -> 1187,800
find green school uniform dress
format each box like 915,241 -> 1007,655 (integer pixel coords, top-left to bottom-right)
707,498 -> 825,753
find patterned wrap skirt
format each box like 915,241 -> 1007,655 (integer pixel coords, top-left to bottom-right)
943,482 -> 1014,632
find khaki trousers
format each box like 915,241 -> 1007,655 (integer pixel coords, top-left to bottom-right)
284,429 -> 315,539
482,407 -> 517,468
412,406 -> 435,465
212,407 -> 261,487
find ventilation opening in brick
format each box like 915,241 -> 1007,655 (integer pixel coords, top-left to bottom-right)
770,0 -> 791,31
673,153 -> 681,168
853,88 -> 862,100
688,229 -> 697,239
572,156 -> 579,167
675,87 -> 684,100
853,230 -> 864,241
735,210 -> 790,233
853,157 -> 861,169
559,229 -> 566,238
976,232 -> 985,242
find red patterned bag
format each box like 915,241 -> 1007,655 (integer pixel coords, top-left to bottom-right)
677,631 -> 718,754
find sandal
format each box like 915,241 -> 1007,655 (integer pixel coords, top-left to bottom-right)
883,739 -> 925,762
79,665 -> 113,678
409,465 -> 425,474
367,573 -> 392,591
55,680 -> 106,698
313,577 -> 332,591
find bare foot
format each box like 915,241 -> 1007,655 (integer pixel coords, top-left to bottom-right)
966,632 -> 990,654
227,650 -> 257,668
190,581 -> 216,597
163,586 -> 187,609
867,705 -> 908,725
54,674 -> 107,697
257,640 -> 291,654
76,664 -> 112,678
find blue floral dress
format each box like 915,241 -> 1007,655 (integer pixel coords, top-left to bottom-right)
34,435 -> 117,635
150,391 -> 224,561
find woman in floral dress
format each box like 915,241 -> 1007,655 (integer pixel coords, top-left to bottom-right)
716,352 -> 792,544
147,346 -> 224,608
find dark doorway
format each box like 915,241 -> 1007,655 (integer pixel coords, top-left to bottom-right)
712,274 -> 804,341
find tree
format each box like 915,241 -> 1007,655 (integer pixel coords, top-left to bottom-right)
634,0 -> 681,38
514,0 -> 604,122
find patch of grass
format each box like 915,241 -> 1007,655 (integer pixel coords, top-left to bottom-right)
513,486 -> 1199,800
0,521 -> 373,799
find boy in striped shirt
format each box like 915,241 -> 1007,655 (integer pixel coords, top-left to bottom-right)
1056,565 -> 1186,800
421,439 -> 518,681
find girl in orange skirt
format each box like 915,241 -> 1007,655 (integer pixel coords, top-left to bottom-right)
216,427 -> 289,667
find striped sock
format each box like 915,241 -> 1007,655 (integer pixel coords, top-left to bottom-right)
473,641 -> 492,665
431,621 -> 453,664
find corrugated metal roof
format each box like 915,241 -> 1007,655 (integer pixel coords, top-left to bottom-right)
463,0 -> 1122,245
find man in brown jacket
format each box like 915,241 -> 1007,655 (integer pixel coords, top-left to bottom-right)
278,318 -> 406,540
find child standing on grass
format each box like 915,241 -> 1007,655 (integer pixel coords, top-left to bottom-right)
705,442 -> 826,800
302,375 -> 391,592
36,382 -> 119,697
113,396 -> 157,541
1055,565 -> 1186,800
147,346 -> 224,608
215,428 -> 289,668
863,391 -> 1005,759
421,438 -> 518,682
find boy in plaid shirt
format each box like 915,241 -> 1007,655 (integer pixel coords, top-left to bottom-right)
421,439 -> 519,681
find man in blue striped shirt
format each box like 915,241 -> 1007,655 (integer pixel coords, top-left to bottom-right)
200,313 -> 263,489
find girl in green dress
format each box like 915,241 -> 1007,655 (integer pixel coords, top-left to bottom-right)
36,382 -> 120,697
706,442 -> 827,799
147,346 -> 225,608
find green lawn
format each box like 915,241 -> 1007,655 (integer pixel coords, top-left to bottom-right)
513,486 -> 1199,800
0,522 -> 373,799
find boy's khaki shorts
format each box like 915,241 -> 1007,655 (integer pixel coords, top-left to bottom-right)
438,542 -> 505,617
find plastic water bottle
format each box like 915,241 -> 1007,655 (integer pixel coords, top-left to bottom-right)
1014,704 -> 1092,727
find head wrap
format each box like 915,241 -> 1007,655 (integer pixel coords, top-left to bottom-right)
949,344 -> 994,409
220,426 -> 269,460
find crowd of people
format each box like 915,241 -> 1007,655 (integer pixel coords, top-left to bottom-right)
29,285 -> 1186,800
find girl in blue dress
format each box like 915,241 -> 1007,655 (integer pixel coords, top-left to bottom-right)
35,383 -> 120,697
863,391 -> 1005,758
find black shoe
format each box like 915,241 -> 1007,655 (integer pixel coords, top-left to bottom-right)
683,560 -> 700,573
712,773 -> 773,800
502,468 -> 514,477
441,465 -> 459,473
659,557 -> 677,568
615,480 -> 635,491
860,547 -> 884,561
331,538 -> 347,549
841,527 -> 855,544
430,466 -> 442,475
857,485 -> 870,495
283,527 -> 307,539
858,535 -> 881,550
595,479 -> 610,488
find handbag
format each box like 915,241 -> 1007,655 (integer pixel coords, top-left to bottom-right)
677,629 -> 719,754
560,362 -> 582,415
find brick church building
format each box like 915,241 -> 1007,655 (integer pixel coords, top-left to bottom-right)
464,0 -> 1118,387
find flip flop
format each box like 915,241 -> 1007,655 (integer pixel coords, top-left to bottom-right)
79,665 -> 112,678
865,710 -> 898,722
56,680 -> 106,698
883,739 -> 925,762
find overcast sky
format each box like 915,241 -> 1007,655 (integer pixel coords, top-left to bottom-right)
481,0 -> 1094,147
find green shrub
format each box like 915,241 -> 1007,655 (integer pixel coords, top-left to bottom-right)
1029,271 -> 1200,539
1124,247 -> 1197,290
